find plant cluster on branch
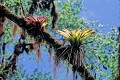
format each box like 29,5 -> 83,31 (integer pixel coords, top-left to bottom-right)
0,2 -> 95,80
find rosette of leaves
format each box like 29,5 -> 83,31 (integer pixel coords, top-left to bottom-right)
55,28 -> 95,68
25,16 -> 48,36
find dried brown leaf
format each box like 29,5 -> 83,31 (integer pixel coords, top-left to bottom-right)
51,1 -> 58,29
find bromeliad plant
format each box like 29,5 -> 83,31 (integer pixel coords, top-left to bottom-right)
25,16 -> 48,36
25,16 -> 48,30
24,16 -> 48,62
55,28 -> 95,68
56,28 -> 95,47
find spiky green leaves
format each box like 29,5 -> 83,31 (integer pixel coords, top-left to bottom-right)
56,28 -> 95,46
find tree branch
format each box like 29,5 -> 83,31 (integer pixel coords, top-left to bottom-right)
116,27 -> 120,80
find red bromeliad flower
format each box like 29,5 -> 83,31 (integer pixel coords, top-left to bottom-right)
25,16 -> 48,36
26,16 -> 48,27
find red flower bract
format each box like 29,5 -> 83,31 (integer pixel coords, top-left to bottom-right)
26,16 -> 48,27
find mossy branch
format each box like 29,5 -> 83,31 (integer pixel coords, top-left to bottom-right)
0,3 -> 94,80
